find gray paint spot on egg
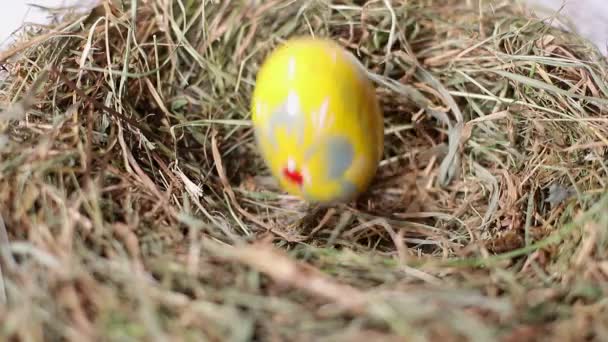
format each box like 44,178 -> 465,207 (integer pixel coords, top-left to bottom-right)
301,180 -> 358,204
338,180 -> 358,201
325,136 -> 354,179
265,101 -> 304,147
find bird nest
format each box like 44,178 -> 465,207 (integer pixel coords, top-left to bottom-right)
0,0 -> 607,340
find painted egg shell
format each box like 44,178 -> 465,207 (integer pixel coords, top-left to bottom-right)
251,36 -> 384,204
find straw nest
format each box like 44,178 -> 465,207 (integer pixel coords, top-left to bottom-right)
1,0 -> 607,340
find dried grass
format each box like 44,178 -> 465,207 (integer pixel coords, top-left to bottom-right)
0,0 -> 607,341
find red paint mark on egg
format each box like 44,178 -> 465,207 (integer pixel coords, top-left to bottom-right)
283,167 -> 303,186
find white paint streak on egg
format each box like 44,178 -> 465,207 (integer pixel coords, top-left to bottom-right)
287,157 -> 296,172
287,57 -> 296,80
287,91 -> 300,117
317,97 -> 329,130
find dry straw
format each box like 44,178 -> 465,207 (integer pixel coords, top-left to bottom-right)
0,0 -> 607,340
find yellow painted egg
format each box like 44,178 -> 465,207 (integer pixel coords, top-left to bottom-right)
251,36 -> 384,204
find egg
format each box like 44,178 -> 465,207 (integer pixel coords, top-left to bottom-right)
251,36 -> 384,204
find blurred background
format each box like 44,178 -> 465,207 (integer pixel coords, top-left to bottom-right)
1,0 -> 607,55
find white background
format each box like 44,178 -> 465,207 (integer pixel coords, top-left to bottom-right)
0,0 -> 606,54
529,0 -> 607,55
0,0 -> 97,49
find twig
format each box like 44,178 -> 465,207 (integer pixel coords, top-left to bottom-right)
0,260 -> 5,305
0,211 -> 16,305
